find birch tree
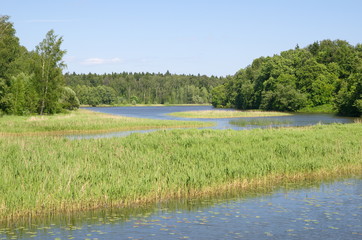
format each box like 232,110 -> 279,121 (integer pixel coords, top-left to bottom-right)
35,30 -> 66,114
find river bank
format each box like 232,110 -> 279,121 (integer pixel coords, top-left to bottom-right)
0,109 -> 212,136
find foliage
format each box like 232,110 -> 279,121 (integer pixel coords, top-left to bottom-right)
65,72 -> 225,105
0,16 -> 70,115
0,15 -> 21,113
297,104 -> 335,113
6,73 -> 38,115
213,40 -> 362,116
59,87 -> 80,110
34,30 -> 66,114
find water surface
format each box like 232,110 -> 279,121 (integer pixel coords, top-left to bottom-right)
71,106 -> 356,139
1,178 -> 361,239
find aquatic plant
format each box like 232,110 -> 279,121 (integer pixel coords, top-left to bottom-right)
168,110 -> 292,118
0,123 -> 360,220
229,118 -> 293,127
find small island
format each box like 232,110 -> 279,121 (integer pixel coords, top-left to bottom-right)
168,110 -> 292,118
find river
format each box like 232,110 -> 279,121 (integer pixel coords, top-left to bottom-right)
69,106 -> 356,139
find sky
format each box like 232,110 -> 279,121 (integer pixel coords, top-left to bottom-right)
1,0 -> 362,76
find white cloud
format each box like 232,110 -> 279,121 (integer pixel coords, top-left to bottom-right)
81,57 -> 122,65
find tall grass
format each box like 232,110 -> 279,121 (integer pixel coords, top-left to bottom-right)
229,118 -> 293,127
0,123 -> 361,220
0,109 -> 212,135
168,110 -> 292,118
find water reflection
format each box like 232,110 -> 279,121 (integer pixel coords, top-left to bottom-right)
1,177 -> 361,239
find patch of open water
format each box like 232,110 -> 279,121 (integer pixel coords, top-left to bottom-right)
68,106 -> 356,139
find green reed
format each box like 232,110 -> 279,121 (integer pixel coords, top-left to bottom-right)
0,123 -> 361,220
168,110 -> 292,119
229,118 -> 293,127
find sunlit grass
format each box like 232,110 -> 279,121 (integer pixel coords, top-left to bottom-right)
298,104 -> 336,113
0,109 -> 213,135
229,118 -> 293,127
0,123 -> 361,220
168,110 -> 292,118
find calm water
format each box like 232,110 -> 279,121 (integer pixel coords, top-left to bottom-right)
1,178 -> 361,239
69,106 -> 356,139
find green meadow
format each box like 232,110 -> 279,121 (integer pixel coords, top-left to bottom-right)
0,115 -> 361,220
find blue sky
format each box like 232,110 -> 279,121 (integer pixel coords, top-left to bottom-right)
2,0 -> 362,76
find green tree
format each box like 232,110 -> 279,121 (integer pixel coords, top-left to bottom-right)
0,15 -> 21,112
335,73 -> 362,116
211,85 -> 227,107
260,84 -> 307,111
34,30 -> 66,114
0,16 -> 20,80
59,87 -> 80,110
7,73 -> 27,114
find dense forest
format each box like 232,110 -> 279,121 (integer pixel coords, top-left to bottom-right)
0,15 -> 80,115
212,40 -> 362,116
65,72 -> 224,106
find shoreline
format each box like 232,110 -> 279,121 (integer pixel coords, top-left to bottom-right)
1,165 -> 361,223
0,109 -> 213,136
167,110 -> 293,118
80,104 -> 212,108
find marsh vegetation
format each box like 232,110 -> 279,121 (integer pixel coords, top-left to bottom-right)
0,120 -> 361,220
229,118 -> 293,127
0,109 -> 212,135
168,110 -> 292,118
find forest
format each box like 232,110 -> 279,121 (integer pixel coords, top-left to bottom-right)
0,15 -> 80,115
65,72 -> 224,106
212,40 -> 362,116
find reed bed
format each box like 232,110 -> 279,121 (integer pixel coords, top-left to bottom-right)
168,110 -> 292,118
0,109 -> 212,135
229,118 -> 293,126
0,123 -> 361,220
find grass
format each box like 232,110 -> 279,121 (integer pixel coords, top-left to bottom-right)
229,118 -> 293,127
0,122 -> 361,221
298,104 -> 336,113
0,109 -> 213,135
168,110 -> 292,118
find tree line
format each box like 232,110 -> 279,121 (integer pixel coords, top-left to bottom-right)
0,15 -> 225,115
0,15 -> 79,115
212,40 -> 362,117
65,72 -> 225,106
